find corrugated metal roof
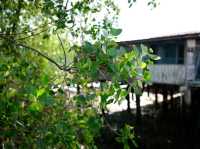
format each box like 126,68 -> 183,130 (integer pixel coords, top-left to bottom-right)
119,32 -> 200,45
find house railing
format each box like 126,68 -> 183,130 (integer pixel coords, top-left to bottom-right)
149,64 -> 186,85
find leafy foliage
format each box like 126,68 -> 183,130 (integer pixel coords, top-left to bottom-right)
116,124 -> 138,149
0,0 -> 159,148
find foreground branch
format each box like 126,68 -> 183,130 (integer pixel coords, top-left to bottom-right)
0,35 -> 73,72
56,33 -> 67,66
17,43 -> 72,72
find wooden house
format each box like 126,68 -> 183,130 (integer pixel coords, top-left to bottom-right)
119,32 -> 200,107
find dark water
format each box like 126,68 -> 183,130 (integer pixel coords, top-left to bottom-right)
96,94 -> 200,149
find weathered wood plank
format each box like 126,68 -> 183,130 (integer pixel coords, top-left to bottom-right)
149,64 -> 186,85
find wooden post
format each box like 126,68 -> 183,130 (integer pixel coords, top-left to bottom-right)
126,86 -> 131,113
162,89 -> 168,113
147,85 -> 150,97
183,87 -> 192,113
170,89 -> 174,110
190,88 -> 200,148
183,39 -> 196,107
136,94 -> 141,123
77,84 -> 80,95
155,87 -> 159,109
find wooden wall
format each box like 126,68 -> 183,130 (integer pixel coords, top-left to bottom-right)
149,64 -> 186,85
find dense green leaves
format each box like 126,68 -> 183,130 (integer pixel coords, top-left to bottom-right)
116,124 -> 138,149
0,0 -> 159,148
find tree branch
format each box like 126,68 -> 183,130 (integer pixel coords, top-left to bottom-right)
65,0 -> 70,10
56,33 -> 67,67
16,43 -> 72,71
0,34 -> 75,73
16,28 -> 49,41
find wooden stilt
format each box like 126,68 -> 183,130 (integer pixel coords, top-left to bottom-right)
155,87 -> 159,109
147,85 -> 150,97
162,89 -> 168,113
77,84 -> 80,95
126,90 -> 131,113
136,94 -> 141,123
170,89 -> 174,110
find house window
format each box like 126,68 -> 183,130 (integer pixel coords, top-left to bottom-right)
163,44 -> 177,64
177,44 -> 184,64
153,42 -> 184,64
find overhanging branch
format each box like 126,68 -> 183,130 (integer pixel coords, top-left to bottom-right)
16,43 -> 72,72
0,35 -> 75,72
56,33 -> 67,66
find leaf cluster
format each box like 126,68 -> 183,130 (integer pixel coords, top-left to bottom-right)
0,0 -> 159,148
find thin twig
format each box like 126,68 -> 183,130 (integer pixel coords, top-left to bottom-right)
17,43 -> 68,70
56,33 -> 67,67
18,43 -> 73,72
0,35 -> 73,72
16,28 -> 49,41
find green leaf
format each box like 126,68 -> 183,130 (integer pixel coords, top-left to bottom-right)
41,74 -> 49,85
108,48 -> 117,57
83,41 -> 96,53
144,71 -> 152,81
28,101 -> 43,113
108,63 -> 116,73
140,62 -> 146,69
149,54 -> 161,60
39,94 -> 54,106
137,80 -> 143,88
120,89 -> 128,98
116,124 -> 137,149
110,28 -> 122,36
149,48 -> 153,53
100,93 -> 109,102
36,88 -> 46,98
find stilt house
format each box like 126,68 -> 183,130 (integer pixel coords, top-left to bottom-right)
120,32 -> 200,106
